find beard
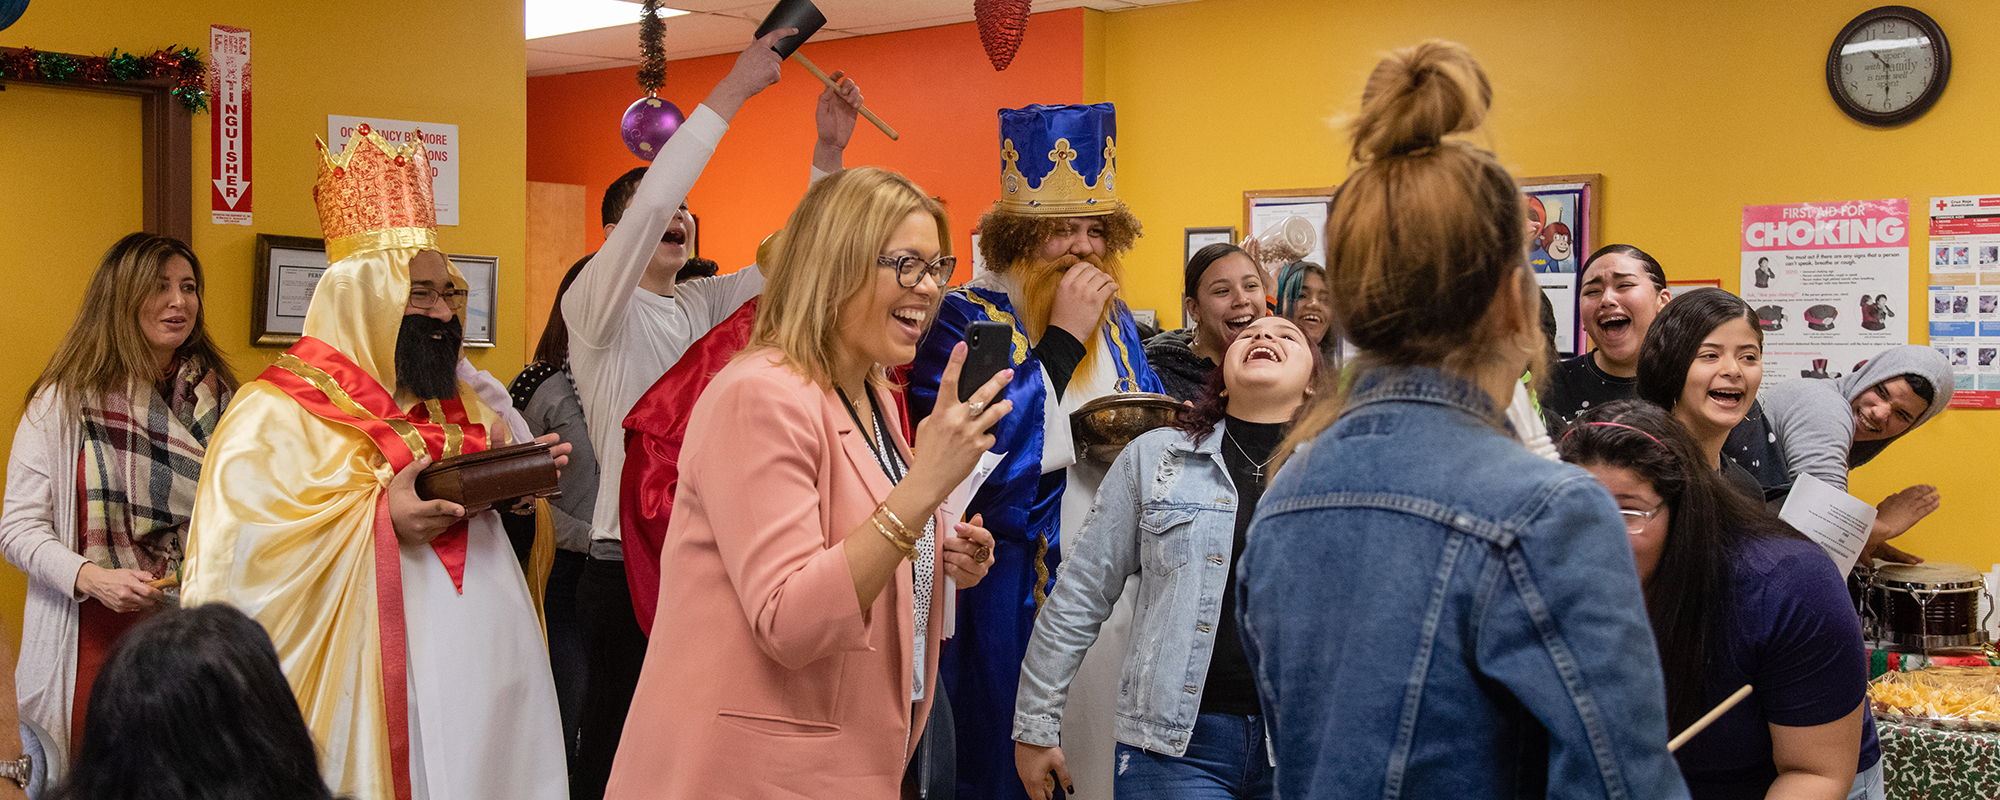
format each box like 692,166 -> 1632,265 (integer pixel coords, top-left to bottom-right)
1009,251 -> 1124,381
395,314 -> 464,401
1010,251 -> 1124,344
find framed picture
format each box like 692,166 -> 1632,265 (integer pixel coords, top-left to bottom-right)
1184,226 -> 1238,265
1243,187 -> 1337,269
252,233 -> 499,348
1668,278 -> 1722,293
1520,174 -> 1604,357
252,234 -> 332,347
450,253 -> 499,348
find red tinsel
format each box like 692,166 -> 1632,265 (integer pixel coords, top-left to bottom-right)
974,0 -> 1031,72
0,45 -> 209,113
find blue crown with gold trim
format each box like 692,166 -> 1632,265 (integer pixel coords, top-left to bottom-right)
997,103 -> 1121,217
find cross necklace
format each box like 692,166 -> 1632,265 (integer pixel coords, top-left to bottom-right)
1223,428 -> 1275,483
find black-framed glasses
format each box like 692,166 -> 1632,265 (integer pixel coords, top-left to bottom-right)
408,287 -> 470,312
877,254 -> 956,289
1618,507 -> 1663,533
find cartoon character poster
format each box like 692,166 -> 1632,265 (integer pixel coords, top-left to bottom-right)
1522,177 -> 1598,357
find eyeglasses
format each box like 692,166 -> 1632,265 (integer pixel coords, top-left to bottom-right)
1619,507 -> 1663,533
876,254 -> 956,289
408,286 -> 470,312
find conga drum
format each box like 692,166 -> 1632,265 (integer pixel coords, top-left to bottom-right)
1874,563 -> 1994,652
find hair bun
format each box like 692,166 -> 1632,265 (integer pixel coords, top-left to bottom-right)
1352,40 -> 1492,162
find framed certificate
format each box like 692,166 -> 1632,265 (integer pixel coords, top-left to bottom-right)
252,234 -> 331,347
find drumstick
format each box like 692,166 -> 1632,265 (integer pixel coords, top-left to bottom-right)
147,575 -> 179,590
790,52 -> 899,141
1667,684 -> 1753,752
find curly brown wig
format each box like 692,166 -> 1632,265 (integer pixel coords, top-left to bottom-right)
975,206 -> 1141,270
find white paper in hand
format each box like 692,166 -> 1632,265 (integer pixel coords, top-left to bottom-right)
939,451 -> 1006,639
1777,472 -> 1879,576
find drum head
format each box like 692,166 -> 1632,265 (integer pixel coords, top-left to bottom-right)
1878,562 -> 1985,590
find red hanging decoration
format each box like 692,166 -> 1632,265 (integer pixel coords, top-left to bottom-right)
974,0 -> 1031,72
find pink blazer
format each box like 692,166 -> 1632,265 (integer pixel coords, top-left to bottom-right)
605,349 -> 946,799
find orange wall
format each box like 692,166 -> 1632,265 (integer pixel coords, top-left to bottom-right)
527,9 -> 1093,276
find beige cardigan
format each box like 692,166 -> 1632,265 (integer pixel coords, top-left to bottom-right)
0,390 -> 92,765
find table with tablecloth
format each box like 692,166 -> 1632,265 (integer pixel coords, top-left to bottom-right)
1878,717 -> 2000,799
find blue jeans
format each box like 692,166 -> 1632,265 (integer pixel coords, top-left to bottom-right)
1113,714 -> 1272,800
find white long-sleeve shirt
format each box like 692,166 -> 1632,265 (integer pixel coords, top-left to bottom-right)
562,104 -> 828,559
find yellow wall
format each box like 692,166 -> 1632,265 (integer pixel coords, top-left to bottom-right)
1101,0 -> 1997,568
0,1 -> 526,645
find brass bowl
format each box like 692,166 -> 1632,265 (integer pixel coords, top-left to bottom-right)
1070,392 -> 1185,466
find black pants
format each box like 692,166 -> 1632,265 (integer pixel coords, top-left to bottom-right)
571,556 -> 649,800
903,682 -> 956,800
547,550 -> 588,768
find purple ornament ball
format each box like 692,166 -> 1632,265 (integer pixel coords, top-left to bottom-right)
620,96 -> 686,162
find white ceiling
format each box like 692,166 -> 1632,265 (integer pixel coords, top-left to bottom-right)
527,0 -> 1190,76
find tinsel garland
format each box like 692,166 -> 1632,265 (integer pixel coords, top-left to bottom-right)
636,0 -> 665,96
0,46 -> 209,113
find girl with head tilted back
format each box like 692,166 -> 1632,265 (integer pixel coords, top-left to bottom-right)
1233,42 -> 1688,798
1561,400 -> 1878,800
1,233 -> 236,765
1013,316 -> 1320,800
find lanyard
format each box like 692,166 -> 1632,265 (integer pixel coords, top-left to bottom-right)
834,385 -> 904,483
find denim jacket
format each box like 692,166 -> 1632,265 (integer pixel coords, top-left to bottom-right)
1014,420 -> 1240,757
1238,366 -> 1689,800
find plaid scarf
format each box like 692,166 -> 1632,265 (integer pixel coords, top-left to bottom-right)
78,361 -> 229,581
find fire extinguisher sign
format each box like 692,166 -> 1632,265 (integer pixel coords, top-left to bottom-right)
210,25 -> 251,226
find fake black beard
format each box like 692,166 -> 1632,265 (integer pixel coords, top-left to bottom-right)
395,314 -> 463,401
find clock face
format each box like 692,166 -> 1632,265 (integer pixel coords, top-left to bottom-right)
1837,16 -> 1939,114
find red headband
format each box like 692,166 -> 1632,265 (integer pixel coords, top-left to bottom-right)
1561,421 -> 1665,448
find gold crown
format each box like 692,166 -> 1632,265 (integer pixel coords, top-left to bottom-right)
997,136 -> 1121,217
314,123 -> 439,263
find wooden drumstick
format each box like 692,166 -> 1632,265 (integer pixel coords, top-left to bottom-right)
1667,684 -> 1753,752
790,52 -> 899,141
148,575 -> 179,590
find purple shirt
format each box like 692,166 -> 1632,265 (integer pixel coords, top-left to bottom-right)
1675,535 -> 1879,798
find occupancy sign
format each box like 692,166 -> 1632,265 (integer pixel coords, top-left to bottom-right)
209,25 -> 251,226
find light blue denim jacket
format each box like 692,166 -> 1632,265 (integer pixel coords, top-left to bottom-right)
1238,366 -> 1689,799
1013,420 -> 1240,757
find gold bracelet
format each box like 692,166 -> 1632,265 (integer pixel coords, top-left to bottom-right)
877,505 -> 914,540
871,514 -> 916,558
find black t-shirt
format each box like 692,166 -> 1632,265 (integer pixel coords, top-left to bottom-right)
1542,350 -> 1638,433
1203,416 -> 1281,716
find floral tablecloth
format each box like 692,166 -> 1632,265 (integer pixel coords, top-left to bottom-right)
1880,718 -> 2000,799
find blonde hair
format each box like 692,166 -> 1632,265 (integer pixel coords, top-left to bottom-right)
26,233 -> 237,416
747,167 -> 949,386
1273,41 -> 1534,473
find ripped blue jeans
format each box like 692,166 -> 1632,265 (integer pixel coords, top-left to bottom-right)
1112,713 -> 1272,800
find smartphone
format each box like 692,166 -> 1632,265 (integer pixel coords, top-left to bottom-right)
959,321 -> 1014,403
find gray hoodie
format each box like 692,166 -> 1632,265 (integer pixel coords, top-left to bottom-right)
1757,345 -> 1955,492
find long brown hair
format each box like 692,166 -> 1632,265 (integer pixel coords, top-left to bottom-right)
1272,41 -> 1534,473
26,233 -> 236,415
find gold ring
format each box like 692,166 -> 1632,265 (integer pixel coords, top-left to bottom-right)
973,545 -> 991,564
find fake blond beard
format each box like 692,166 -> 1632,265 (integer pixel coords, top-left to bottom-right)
1007,252 -> 1125,376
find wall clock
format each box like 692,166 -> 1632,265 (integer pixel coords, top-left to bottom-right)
1826,6 -> 1951,126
